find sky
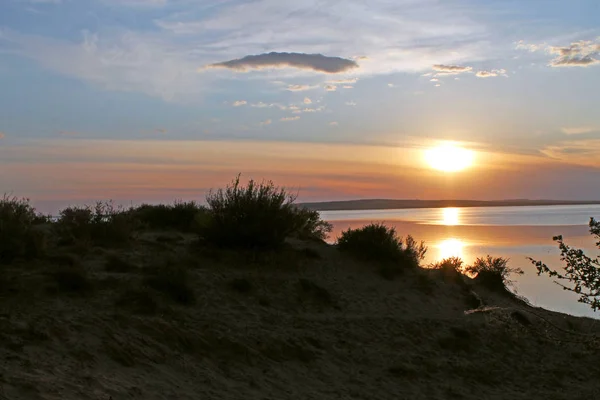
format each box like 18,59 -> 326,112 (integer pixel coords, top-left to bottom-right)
0,0 -> 599,212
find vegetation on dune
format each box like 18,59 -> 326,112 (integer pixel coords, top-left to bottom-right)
530,217 -> 600,311
55,201 -> 137,247
465,255 -> 523,292
430,257 -> 466,284
130,200 -> 207,232
337,223 -> 426,265
198,175 -> 332,250
0,195 -> 47,263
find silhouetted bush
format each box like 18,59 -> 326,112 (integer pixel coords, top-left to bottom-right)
430,257 -> 466,284
0,195 -> 47,263
529,217 -> 600,311
337,223 -> 426,272
131,200 -> 207,232
55,201 -> 136,247
465,255 -> 523,292
199,175 -> 331,249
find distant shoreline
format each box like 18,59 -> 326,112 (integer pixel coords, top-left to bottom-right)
300,199 -> 600,211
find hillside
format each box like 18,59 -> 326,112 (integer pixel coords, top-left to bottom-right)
300,199 -> 600,211
1,230 -> 599,400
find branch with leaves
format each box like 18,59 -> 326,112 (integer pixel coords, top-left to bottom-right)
529,218 -> 600,311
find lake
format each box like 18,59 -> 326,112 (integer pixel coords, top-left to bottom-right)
321,204 -> 600,318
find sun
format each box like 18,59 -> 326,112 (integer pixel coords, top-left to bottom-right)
425,144 -> 474,172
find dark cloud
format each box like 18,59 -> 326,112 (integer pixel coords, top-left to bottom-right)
206,52 -> 359,74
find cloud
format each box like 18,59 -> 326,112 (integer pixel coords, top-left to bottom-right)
232,100 -> 247,107
155,128 -> 167,134
0,132 -> 5,139
287,84 -> 316,92
430,78 -> 439,82
303,97 -> 312,104
326,78 -> 358,84
206,52 -> 359,74
324,85 -> 337,92
329,122 -> 339,126
432,64 -> 472,73
250,102 -> 287,110
517,39 -> 600,68
548,40 -> 600,67
346,101 -> 357,106
388,83 -> 395,88
475,69 -> 507,78
562,127 -> 598,135
260,119 -> 272,126
280,116 -> 300,122
342,85 -> 354,89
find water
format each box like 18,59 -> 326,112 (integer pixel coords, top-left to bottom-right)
321,205 -> 600,318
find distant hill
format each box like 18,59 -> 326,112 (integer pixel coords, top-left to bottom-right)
299,199 -> 600,211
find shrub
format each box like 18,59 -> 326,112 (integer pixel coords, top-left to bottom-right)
529,217 -> 600,311
51,268 -> 93,294
55,201 -> 136,247
430,257 -> 465,284
0,195 -> 46,263
131,200 -> 206,232
199,175 -> 331,249
337,223 -> 426,268
465,255 -> 523,292
144,265 -> 195,305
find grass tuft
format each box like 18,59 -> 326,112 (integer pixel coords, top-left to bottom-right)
144,264 -> 195,305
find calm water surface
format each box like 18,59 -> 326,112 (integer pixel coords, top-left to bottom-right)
321,205 -> 600,318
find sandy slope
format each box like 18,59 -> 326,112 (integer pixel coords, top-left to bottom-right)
1,233 -> 599,400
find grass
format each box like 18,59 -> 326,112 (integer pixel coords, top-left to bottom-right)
50,267 -> 93,294
337,223 -> 426,278
229,278 -> 253,294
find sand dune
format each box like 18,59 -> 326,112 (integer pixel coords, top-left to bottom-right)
1,232 -> 599,399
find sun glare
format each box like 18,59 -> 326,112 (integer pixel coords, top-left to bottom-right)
441,207 -> 460,225
425,144 -> 474,172
438,238 -> 465,260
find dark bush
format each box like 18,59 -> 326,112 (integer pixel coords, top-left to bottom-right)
465,255 -> 523,292
51,268 -> 93,294
0,195 -> 47,263
199,175 -> 331,249
430,257 -> 466,284
131,200 -> 206,232
144,265 -> 195,305
337,223 -> 426,270
55,201 -> 136,247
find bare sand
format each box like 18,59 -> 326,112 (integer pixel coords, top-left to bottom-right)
1,232 -> 599,400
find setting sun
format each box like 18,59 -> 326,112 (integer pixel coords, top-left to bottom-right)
425,144 -> 474,172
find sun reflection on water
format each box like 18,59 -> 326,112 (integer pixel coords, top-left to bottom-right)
438,238 -> 465,260
441,208 -> 460,225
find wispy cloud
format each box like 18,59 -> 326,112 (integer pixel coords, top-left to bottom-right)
517,38 -> 600,68
324,85 -> 337,92
250,102 -> 287,110
432,64 -> 473,74
259,119 -> 272,126
206,52 -> 359,74
287,84 -> 316,92
232,100 -> 247,107
562,126 -> 598,135
329,122 -> 339,126
280,116 -> 300,122
549,40 -> 600,67
475,69 -> 507,78
327,78 -> 358,84
303,97 -> 312,104
0,132 -> 5,139
346,101 -> 357,106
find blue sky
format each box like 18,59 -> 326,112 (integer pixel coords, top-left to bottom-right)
0,0 -> 599,211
